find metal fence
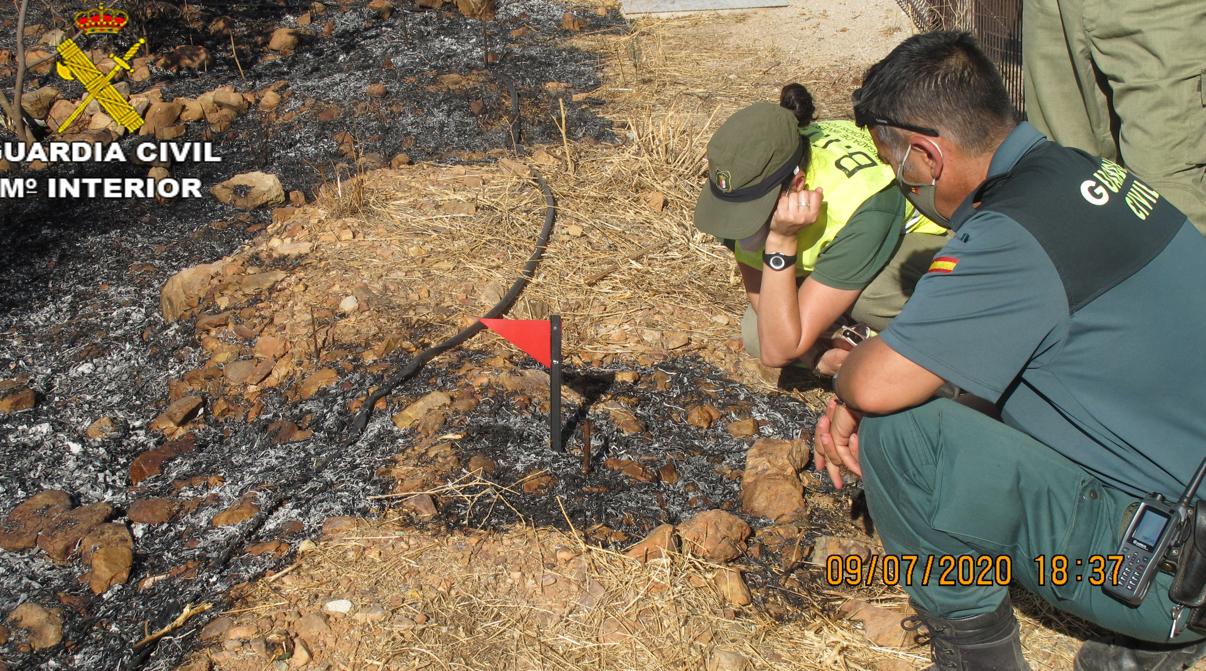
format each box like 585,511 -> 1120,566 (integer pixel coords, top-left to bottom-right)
892,0 -> 1025,113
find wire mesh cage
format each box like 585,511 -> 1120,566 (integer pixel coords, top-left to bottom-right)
893,0 -> 1025,114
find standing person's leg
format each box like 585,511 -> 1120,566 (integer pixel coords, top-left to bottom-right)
1022,0 -> 1118,160
1085,0 -> 1206,234
851,232 -> 947,332
857,399 -> 1202,644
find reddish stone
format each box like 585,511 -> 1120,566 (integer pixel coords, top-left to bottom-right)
0,490 -> 73,551
37,503 -> 112,563
129,436 -> 196,485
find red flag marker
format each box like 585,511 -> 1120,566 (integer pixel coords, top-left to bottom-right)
480,318 -> 552,367
481,315 -> 563,452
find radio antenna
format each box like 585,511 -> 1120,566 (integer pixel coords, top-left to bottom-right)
1177,457 -> 1206,506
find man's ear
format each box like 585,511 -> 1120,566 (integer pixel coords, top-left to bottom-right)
910,137 -> 945,177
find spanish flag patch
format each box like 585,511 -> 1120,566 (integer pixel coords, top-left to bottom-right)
928,256 -> 959,274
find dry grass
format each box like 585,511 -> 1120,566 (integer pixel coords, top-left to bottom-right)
182,11 -> 1188,671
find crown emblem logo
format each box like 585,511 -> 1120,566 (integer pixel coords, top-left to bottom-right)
73,3 -> 129,35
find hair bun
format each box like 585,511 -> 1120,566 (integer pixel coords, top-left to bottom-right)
779,83 -> 815,125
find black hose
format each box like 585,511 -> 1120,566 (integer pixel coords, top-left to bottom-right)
342,167 -> 556,444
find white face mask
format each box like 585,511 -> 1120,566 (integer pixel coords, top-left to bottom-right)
896,143 -> 951,228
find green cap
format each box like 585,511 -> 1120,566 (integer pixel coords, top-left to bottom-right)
694,102 -> 804,240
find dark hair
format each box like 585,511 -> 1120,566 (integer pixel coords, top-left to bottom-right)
779,83 -> 815,126
852,31 -> 1017,153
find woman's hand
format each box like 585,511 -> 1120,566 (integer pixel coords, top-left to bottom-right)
814,347 -> 850,377
770,177 -> 823,237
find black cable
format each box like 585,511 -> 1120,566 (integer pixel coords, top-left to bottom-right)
342,167 -> 556,444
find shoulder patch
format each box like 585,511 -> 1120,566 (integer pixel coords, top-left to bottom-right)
928,256 -> 958,274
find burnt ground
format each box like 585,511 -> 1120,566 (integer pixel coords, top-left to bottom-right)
0,2 -> 843,670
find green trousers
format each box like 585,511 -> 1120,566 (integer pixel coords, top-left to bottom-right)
741,231 -> 946,358
859,399 -> 1203,644
1022,0 -> 1206,233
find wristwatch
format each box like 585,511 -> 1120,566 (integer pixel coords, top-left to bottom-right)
762,251 -> 797,271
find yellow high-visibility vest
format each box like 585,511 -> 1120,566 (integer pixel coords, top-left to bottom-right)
733,120 -> 947,273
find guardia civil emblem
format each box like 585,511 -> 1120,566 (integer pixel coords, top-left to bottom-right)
54,2 -> 145,134
716,170 -> 731,192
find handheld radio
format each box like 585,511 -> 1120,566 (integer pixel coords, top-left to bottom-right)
1104,458 -> 1206,606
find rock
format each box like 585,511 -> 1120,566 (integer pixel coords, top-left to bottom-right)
0,382 -> 36,414
128,498 -> 178,525
47,98 -> 87,134
161,261 -> 225,321
322,599 -> 353,615
658,462 -> 680,485
614,370 -> 639,384
838,599 -> 916,649
497,370 -> 583,405
455,0 -> 494,20
292,613 -> 330,645
267,419 -> 313,445
402,494 -> 437,519
0,490 -> 73,551
211,171 -> 285,210
211,495 -> 259,527
603,458 -> 657,484
223,359 -> 272,387
677,510 -> 750,562
0,624 -> 7,644
725,417 -> 759,438
84,416 -> 125,440
200,616 -> 234,641
157,45 -> 212,71
391,391 -> 452,430
368,0 -> 394,18
811,535 -> 879,563
130,437 -> 197,484
254,335 -> 288,359
7,603 -> 63,650
354,605 -> 387,623
239,270 -> 287,292
624,524 -> 676,562
149,395 -> 204,432
521,471 -> 556,494
740,438 -> 809,522
79,523 -> 133,594
290,638 -> 312,667
297,368 -> 338,399
560,11 -> 585,31
706,649 -> 751,671
259,90 -> 281,111
686,405 -> 721,429
180,97 -> 205,122
140,101 -> 183,137
338,295 -> 358,313
268,28 -> 299,53
713,567 -> 751,606
225,622 -> 258,641
644,191 -> 667,213
390,153 -> 412,168
467,454 -> 496,477
37,503 -> 112,563
366,83 -> 387,97
21,85 -> 58,119
600,403 -> 644,434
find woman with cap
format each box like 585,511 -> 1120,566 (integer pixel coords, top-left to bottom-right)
694,84 -> 949,376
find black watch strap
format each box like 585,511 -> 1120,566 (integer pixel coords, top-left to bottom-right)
762,251 -> 797,271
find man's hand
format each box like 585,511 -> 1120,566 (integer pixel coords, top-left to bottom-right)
813,396 -> 862,489
770,177 -> 823,237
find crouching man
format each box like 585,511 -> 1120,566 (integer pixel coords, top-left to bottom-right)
815,31 -> 1206,670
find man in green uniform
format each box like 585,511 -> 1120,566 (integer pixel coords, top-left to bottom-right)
1023,0 -> 1206,233
816,32 -> 1206,670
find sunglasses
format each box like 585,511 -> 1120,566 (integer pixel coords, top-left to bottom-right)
852,88 -> 940,137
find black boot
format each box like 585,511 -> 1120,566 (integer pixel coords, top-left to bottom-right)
903,597 -> 1031,670
1074,636 -> 1206,670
